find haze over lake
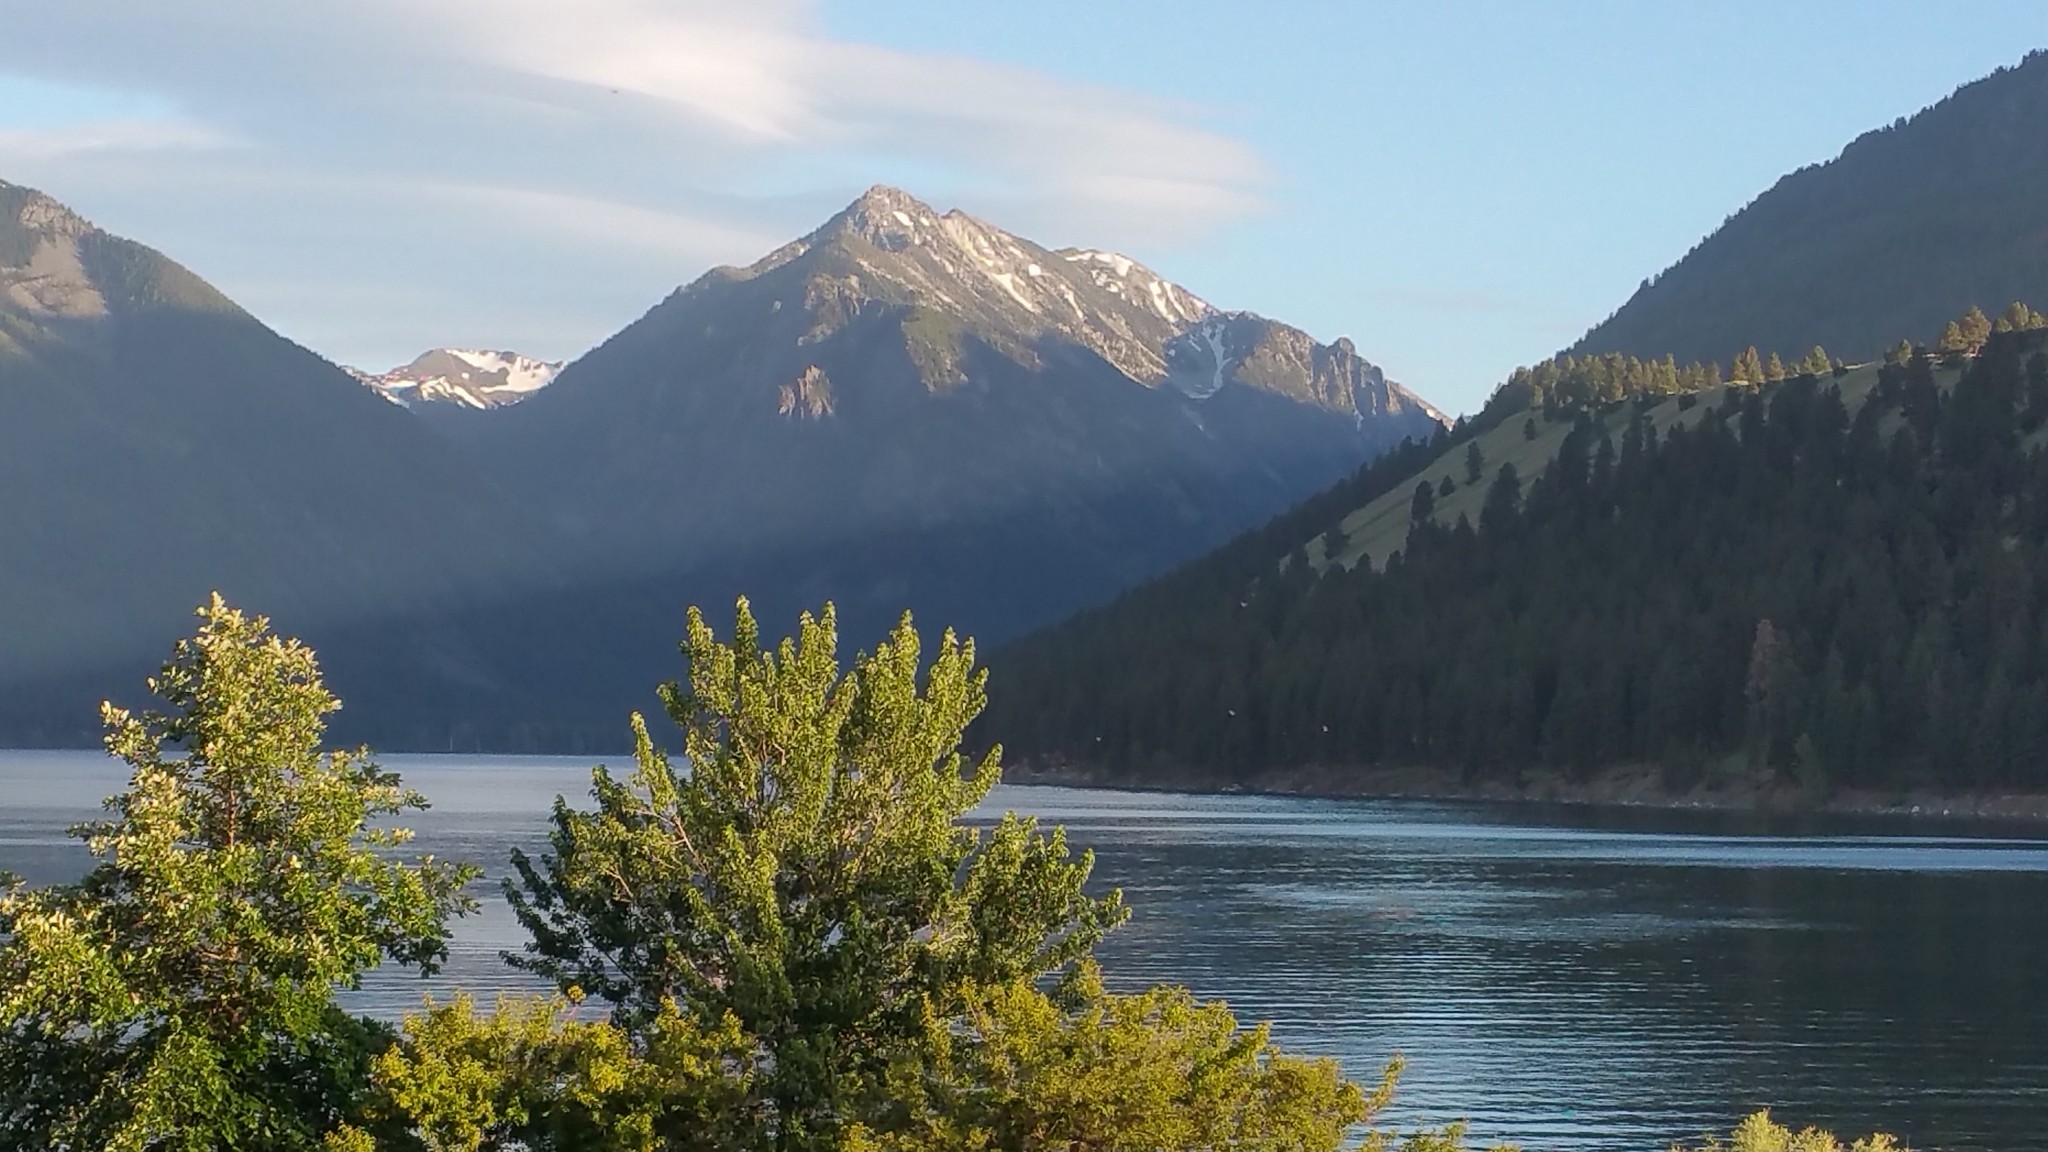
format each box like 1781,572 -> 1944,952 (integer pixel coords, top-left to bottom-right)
5,749 -> 2046,1152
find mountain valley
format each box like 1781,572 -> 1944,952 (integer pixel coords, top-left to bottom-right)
0,182 -> 1438,748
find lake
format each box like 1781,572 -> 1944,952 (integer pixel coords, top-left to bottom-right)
5,749 -> 2047,1151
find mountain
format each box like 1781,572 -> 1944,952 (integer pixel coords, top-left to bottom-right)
1574,49 -> 2048,366
0,180 -> 564,746
0,180 -> 1438,750
982,51 -> 2048,800
985,332 -> 2048,800
456,185 -> 1441,649
351,348 -> 562,411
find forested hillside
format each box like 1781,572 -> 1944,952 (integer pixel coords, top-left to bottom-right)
1574,50 -> 2048,366
986,327 -> 2048,796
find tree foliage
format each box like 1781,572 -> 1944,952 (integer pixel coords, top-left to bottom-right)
0,599 -> 1891,1150
851,963 -> 1384,1152
483,599 -> 1412,1150
0,596 -> 475,1151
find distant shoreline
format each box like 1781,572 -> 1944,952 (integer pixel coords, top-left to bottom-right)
16,744 -> 2045,825
1001,760 -> 2048,824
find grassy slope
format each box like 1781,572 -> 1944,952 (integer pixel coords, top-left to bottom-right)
1306,360 -> 1979,574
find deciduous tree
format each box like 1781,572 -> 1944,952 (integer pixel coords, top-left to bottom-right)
0,596 -> 475,1152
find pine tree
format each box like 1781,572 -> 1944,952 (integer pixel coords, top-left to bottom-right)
1765,352 -> 1788,382
1410,479 -> 1436,525
1938,320 -> 1970,357
1960,305 -> 1993,352
1732,346 -> 1765,383
1464,440 -> 1486,485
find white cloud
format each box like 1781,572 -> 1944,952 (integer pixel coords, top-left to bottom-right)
0,0 -> 1265,368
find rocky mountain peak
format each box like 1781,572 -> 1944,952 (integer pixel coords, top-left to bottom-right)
655,186 -> 1438,428
0,178 -> 236,322
831,184 -> 942,246
351,348 -> 563,411
3,184 -> 92,240
1,182 -> 107,319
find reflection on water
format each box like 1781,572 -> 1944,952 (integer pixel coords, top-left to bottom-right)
5,750 -> 2048,1151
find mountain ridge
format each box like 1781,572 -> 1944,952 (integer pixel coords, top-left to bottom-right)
1572,49 -> 2048,366
0,178 -> 569,746
978,50 -> 2048,800
351,348 -> 564,411
0,180 -> 1441,749
460,184 -> 1444,624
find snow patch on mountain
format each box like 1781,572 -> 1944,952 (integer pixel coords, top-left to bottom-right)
351,349 -> 564,412
1187,319 -> 1233,400
692,185 -> 1441,430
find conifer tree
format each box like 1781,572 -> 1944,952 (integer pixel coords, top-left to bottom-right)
1938,320 -> 1970,357
2001,300 -> 2048,332
1732,346 -> 1765,383
1464,441 -> 1486,485
1960,305 -> 1993,352
1410,480 -> 1437,525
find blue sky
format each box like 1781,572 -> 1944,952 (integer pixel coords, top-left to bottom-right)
0,2 -> 2043,415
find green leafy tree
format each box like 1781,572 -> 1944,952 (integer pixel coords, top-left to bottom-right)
856,964 -> 1390,1152
0,596 -> 476,1152
361,992 -> 756,1152
502,601 -> 1127,1148
489,600 -> 1435,1151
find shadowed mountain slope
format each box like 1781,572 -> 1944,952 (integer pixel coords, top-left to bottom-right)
0,180 -> 563,745
1574,50 -> 2048,365
453,185 -> 1441,650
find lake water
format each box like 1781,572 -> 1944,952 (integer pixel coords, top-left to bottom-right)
5,749 -> 2048,1150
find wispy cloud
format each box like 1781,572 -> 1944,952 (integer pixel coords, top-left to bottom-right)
0,0 -> 1265,367
0,118 -> 234,160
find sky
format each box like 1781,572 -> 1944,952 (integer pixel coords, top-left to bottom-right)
0,2 -> 2043,416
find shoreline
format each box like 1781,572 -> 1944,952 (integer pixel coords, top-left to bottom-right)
1001,760 -> 2048,825
16,743 -> 2048,825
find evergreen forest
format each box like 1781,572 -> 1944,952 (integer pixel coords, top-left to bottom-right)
986,325 -> 2048,798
